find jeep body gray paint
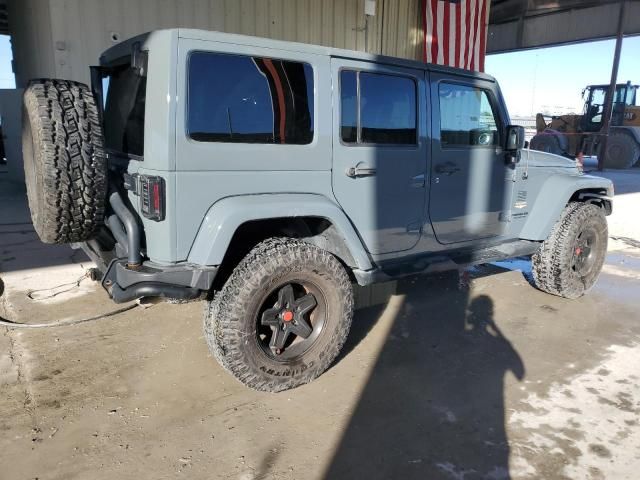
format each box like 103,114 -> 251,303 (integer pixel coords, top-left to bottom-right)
428,71 -> 514,245
330,57 -> 427,255
101,30 -> 180,263
519,149 -> 576,168
518,172 -> 610,240
175,171 -> 335,261
96,28 -> 612,281
187,194 -> 373,271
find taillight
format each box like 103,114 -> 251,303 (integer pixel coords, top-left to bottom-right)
140,175 -> 165,221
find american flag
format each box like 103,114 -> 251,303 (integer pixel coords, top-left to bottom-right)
422,0 -> 491,72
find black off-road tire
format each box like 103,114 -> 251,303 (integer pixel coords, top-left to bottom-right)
204,238 -> 354,392
22,79 -> 107,244
532,202 -> 608,299
603,131 -> 640,169
530,132 -> 564,156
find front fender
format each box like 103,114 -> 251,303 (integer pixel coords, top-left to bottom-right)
519,173 -> 613,241
187,193 -> 373,270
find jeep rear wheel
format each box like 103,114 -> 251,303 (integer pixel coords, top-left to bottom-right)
532,202 -> 608,299
204,238 -> 354,392
22,79 -> 107,244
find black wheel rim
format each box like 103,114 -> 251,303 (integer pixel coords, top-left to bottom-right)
256,281 -> 327,362
571,227 -> 598,276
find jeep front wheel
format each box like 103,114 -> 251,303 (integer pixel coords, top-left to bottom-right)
204,238 -> 354,392
532,202 -> 608,299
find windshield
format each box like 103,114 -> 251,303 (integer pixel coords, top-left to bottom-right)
102,63 -> 146,157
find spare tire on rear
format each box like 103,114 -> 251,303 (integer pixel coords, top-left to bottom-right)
22,79 -> 107,244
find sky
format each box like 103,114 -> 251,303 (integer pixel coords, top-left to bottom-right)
0,35 -> 15,88
486,36 -> 640,118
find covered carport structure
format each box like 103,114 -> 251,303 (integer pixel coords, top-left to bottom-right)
488,0 -> 640,53
489,0 -> 640,169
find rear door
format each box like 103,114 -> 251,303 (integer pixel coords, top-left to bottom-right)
331,58 -> 427,255
428,75 -> 512,244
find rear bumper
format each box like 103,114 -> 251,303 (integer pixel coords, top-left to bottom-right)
75,182 -> 219,303
99,256 -> 218,303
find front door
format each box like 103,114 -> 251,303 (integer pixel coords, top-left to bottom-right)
331,59 -> 427,255
429,76 -> 512,244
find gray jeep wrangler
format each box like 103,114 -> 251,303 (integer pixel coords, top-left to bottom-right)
22,29 -> 613,392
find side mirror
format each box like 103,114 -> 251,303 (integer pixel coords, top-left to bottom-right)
506,125 -> 525,151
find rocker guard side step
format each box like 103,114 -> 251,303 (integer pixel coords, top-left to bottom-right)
353,239 -> 540,286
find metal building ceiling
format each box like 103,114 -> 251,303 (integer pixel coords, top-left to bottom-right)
488,0 -> 640,52
0,0 -> 8,35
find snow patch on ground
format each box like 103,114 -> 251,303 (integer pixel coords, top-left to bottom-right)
509,342 -> 640,479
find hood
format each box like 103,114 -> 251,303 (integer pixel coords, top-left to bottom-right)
521,149 -> 577,168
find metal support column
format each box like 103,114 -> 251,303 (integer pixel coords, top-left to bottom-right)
598,0 -> 626,171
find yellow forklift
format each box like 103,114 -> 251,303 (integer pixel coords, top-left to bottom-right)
531,81 -> 640,169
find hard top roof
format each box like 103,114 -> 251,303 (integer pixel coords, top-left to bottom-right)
104,28 -> 496,83
178,28 -> 496,82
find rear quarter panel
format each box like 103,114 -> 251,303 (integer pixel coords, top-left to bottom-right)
173,37 -> 334,262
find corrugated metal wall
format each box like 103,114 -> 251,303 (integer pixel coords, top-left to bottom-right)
8,0 -> 423,86
7,0 -> 56,87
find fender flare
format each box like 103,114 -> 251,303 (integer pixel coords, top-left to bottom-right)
519,174 -> 613,241
187,193 -> 373,270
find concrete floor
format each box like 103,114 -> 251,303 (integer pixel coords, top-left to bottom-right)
1,164 -> 639,479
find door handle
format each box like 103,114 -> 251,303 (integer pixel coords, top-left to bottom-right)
434,163 -> 460,176
346,164 -> 377,178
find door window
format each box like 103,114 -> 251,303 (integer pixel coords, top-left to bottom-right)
340,70 -> 417,145
187,52 -> 314,145
438,83 -> 500,148
340,70 -> 358,143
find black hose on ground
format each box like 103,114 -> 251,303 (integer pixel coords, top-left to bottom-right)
0,304 -> 139,329
0,272 -> 141,329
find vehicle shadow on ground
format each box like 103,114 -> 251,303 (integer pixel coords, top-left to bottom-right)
324,271 -> 525,479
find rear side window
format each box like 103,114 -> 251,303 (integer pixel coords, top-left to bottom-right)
187,52 -> 314,145
102,64 -> 147,157
438,83 -> 500,147
340,70 -> 417,145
